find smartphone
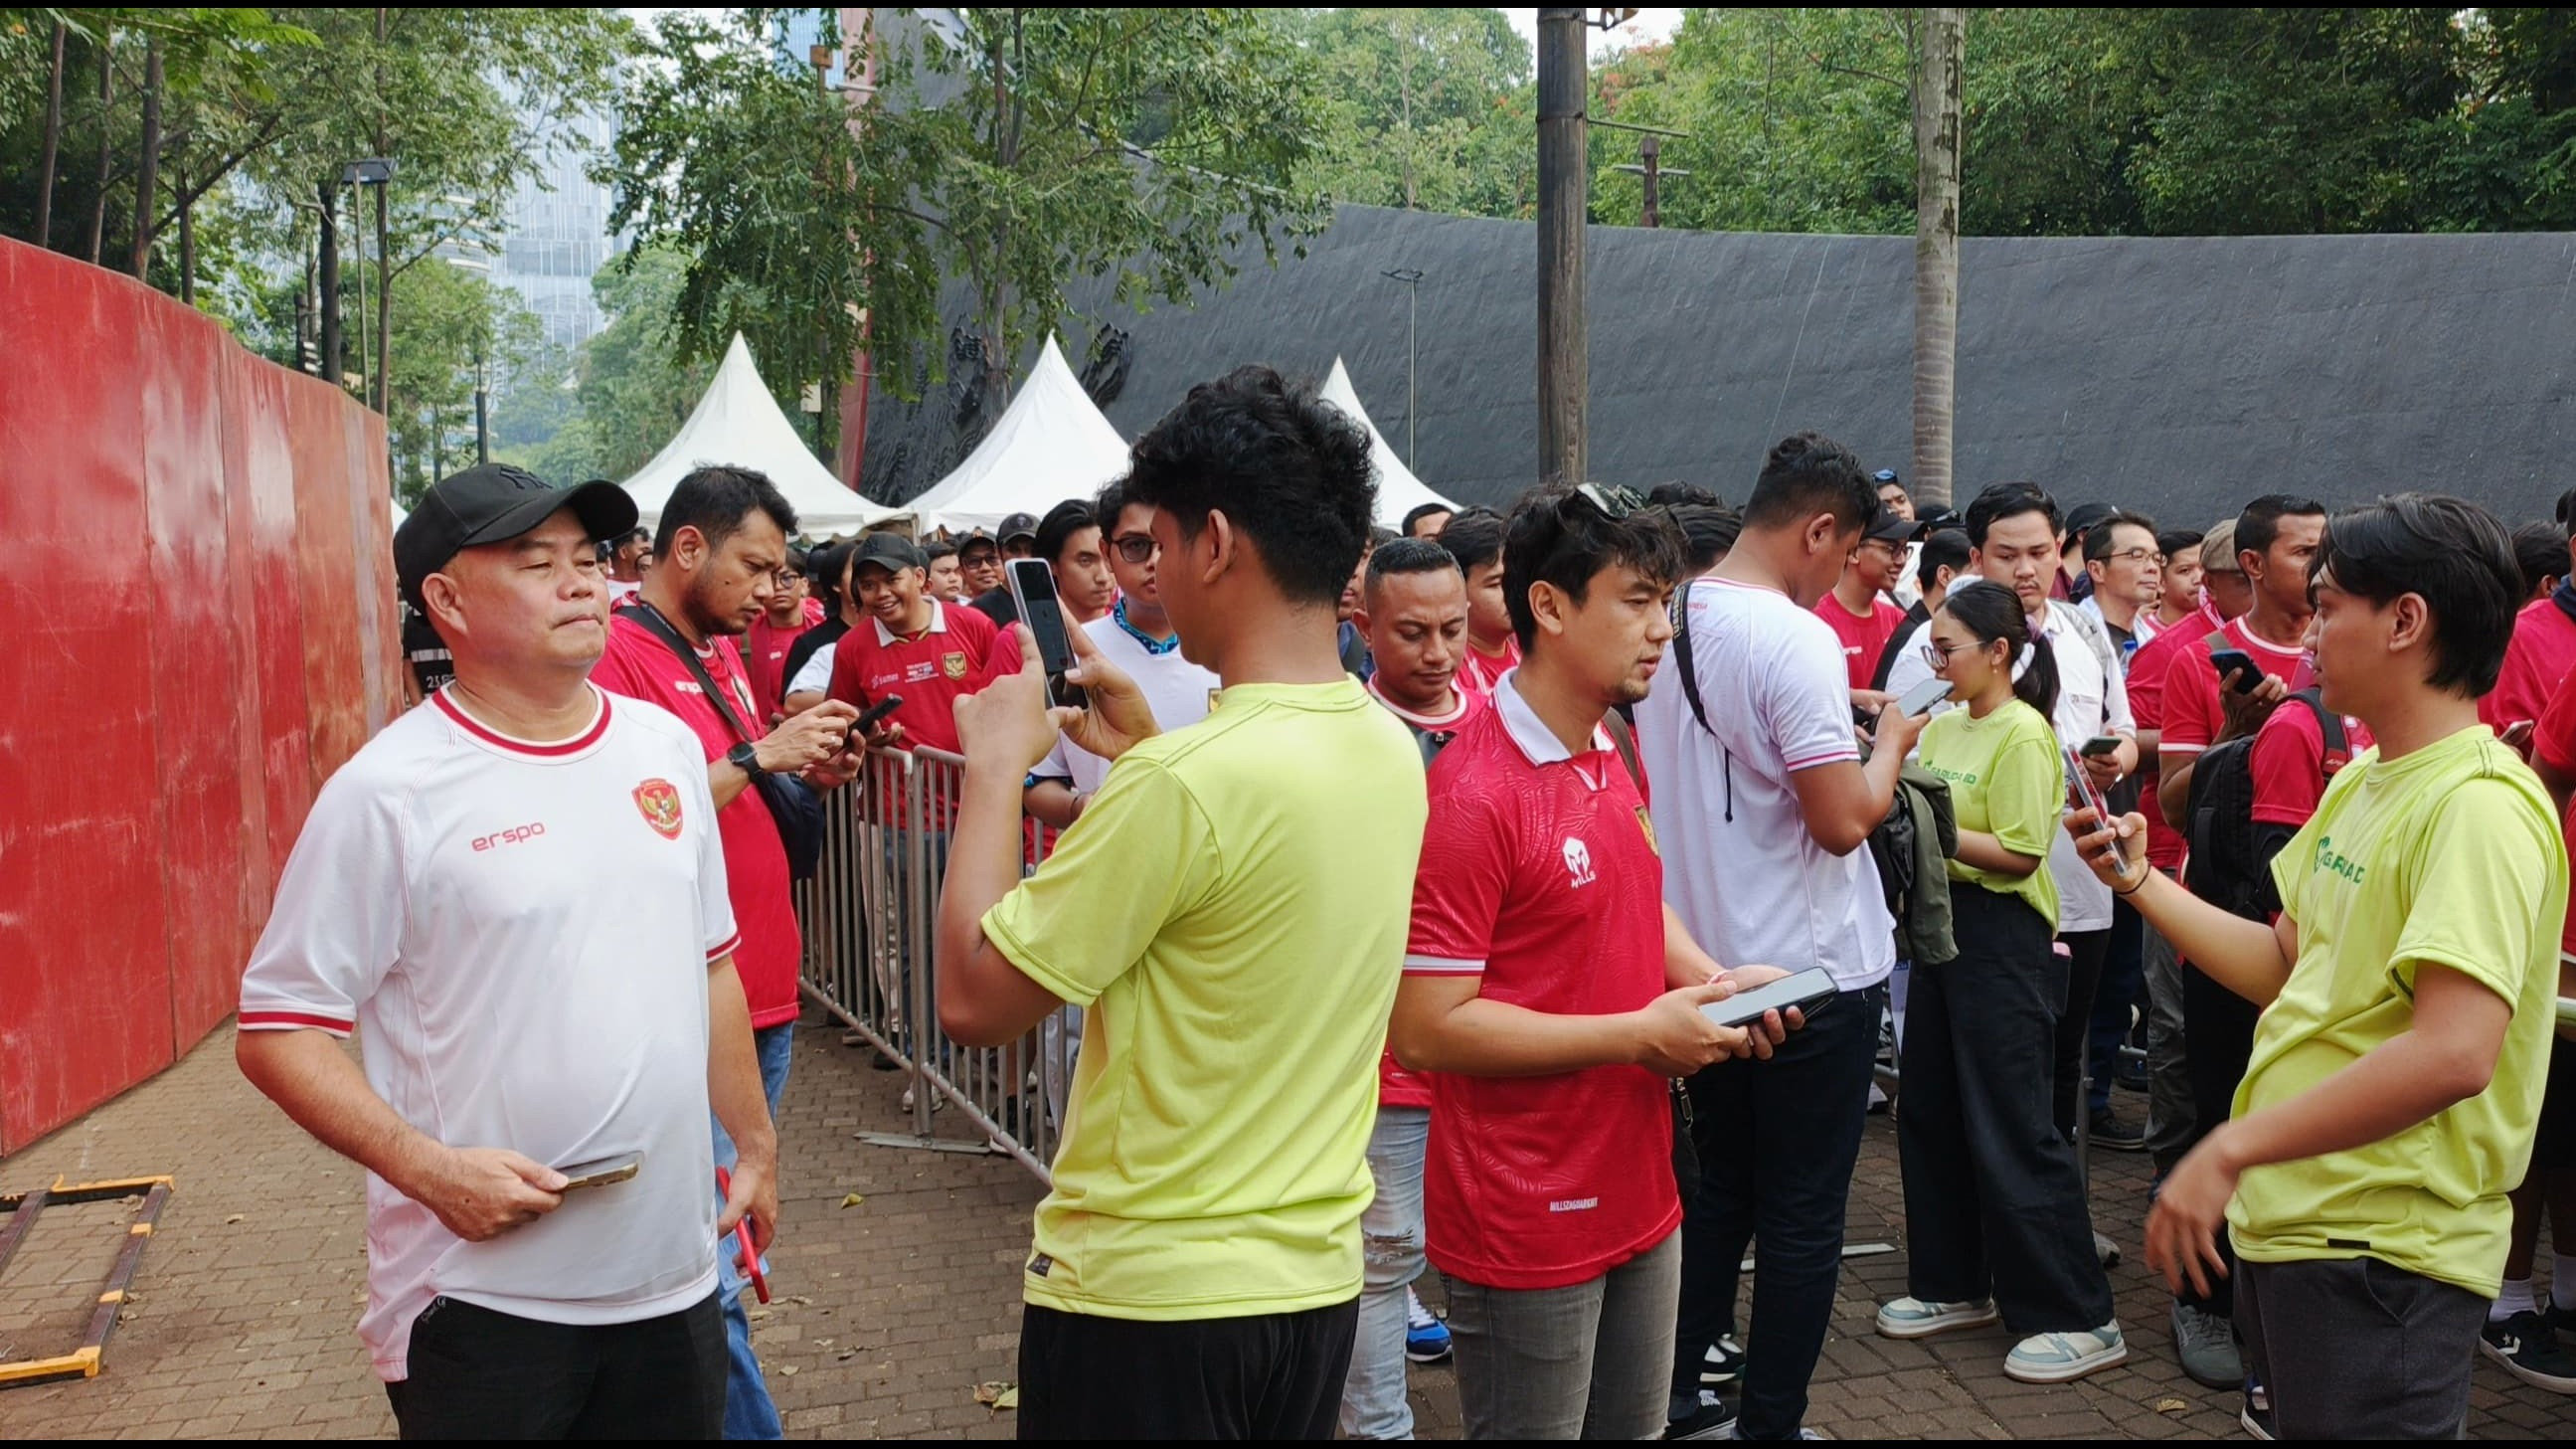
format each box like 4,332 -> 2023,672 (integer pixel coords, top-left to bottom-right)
1700,967 -> 1839,1029
1898,676 -> 1955,718
2080,735 -> 2121,758
847,693 -> 903,748
2062,745 -> 2137,885
555,1154 -> 641,1191
2210,646 -> 2262,694
1005,558 -> 1088,710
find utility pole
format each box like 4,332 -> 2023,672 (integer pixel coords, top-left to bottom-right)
318,182 -> 342,386
1381,269 -> 1424,470
1535,8 -> 1587,488
1638,134 -> 1660,227
473,343 -> 489,465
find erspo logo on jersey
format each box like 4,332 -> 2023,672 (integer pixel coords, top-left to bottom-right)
632,779 -> 684,840
471,822 -> 547,852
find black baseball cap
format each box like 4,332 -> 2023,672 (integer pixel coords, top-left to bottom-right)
997,512 -> 1040,544
395,463 -> 636,610
1864,511 -> 1927,544
2064,501 -> 2120,539
955,528 -> 999,551
851,531 -> 928,574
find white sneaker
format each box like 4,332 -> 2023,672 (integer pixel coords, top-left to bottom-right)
2004,1321 -> 2128,1383
1874,1296 -> 1998,1340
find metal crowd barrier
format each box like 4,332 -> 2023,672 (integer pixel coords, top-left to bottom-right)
793,745 -> 1064,1184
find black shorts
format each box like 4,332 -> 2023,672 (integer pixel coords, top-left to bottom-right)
1017,1297 -> 1360,1440
385,1293 -> 723,1440
2532,1031 -> 2576,1173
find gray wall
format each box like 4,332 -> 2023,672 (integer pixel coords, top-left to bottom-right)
863,204 -> 2576,531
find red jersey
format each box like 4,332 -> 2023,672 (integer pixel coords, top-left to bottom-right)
2249,698 -> 2373,830
1369,683 -> 1488,1110
2124,624 -> 2200,870
825,601 -> 1010,757
2527,667 -> 2576,956
2158,617 -> 2311,763
2480,595 -> 2576,733
1457,637 -> 1522,700
593,615 -> 802,1028
745,597 -> 827,721
1815,592 -> 1907,691
1405,676 -> 1676,1290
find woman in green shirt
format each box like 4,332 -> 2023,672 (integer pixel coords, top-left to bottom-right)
1874,580 -> 2127,1383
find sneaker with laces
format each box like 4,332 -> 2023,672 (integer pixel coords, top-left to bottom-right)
2238,1372 -> 2275,1441
2003,1321 -> 2128,1383
1663,1389 -> 1736,1441
2480,1310 -> 2576,1393
1700,1335 -> 1746,1384
2170,1302 -> 2243,1389
2088,1107 -> 2147,1151
1404,1287 -> 1452,1363
1875,1296 -> 1997,1340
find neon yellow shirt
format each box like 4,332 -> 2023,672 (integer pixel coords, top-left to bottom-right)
2233,726 -> 2567,1296
1917,698 -> 2062,929
982,678 -> 1429,1320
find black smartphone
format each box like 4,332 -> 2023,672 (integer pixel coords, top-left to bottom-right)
847,693 -> 903,749
1699,967 -> 1839,1028
1006,558 -> 1088,710
2210,646 -> 2262,694
2080,735 -> 2121,757
1898,676 -> 1955,718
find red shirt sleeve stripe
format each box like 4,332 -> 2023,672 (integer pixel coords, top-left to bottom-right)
240,1009 -> 356,1034
705,932 -> 743,963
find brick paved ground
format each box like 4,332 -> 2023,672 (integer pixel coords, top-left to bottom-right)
3,1013 -> 2571,1440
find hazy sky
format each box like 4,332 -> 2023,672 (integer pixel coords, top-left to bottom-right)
1502,8 -> 1684,59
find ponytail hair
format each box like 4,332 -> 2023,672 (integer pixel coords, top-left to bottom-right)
1937,579 -> 2059,721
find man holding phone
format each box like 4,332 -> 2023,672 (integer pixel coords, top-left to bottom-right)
824,532 -> 1015,756
2153,495 -> 2326,826
238,465 -> 778,1439
1393,485 -> 1794,1441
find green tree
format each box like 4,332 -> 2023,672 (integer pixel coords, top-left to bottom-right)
1288,9 -> 1536,217
498,247 -> 716,487
382,255 -> 542,503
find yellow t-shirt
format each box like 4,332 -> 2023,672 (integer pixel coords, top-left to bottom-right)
2231,725 -> 2568,1296
981,677 -> 1429,1320
1917,698 -> 2062,929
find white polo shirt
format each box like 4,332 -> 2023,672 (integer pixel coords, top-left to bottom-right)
1638,577 -> 1894,992
239,684 -> 737,1381
1032,603 -> 1222,797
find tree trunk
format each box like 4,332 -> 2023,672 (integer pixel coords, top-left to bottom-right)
1910,8 -> 1965,510
1534,8 -> 1587,488
178,191 -> 195,303
373,6 -> 391,414
130,37 -> 161,279
35,20 -> 65,248
86,25 -> 112,267
319,181 -> 343,388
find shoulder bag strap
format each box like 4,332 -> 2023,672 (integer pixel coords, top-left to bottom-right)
617,602 -> 757,749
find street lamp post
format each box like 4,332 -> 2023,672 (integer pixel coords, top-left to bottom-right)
337,158 -> 394,410
1379,269 -> 1425,470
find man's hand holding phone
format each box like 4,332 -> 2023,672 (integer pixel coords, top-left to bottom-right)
402,1144 -> 567,1243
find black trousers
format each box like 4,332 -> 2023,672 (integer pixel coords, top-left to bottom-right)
1898,887 -> 2116,1334
1017,1298 -> 1359,1440
1673,982 -> 1884,1440
2237,1256 -> 2486,1439
2049,926 -> 2112,1138
385,1293 -> 724,1440
2176,960 -> 2264,1317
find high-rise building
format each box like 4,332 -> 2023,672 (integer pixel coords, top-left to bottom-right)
484,106 -> 622,351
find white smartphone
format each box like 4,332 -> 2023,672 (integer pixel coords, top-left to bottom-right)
1898,676 -> 1954,717
554,1154 -> 642,1191
1700,968 -> 1838,1028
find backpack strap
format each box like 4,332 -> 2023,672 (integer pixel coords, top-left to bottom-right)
1670,587 -> 1716,737
2292,688 -> 2350,778
1604,710 -> 1646,795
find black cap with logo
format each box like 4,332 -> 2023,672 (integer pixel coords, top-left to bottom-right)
997,512 -> 1041,544
851,531 -> 929,574
395,463 -> 637,610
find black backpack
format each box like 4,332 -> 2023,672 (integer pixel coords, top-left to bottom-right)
2184,688 -> 2347,920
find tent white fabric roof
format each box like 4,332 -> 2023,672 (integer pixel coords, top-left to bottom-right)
620,333 -> 898,537
908,335 -> 1132,534
1319,358 -> 1454,531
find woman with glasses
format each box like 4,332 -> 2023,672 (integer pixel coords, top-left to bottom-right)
1874,580 -> 2129,1384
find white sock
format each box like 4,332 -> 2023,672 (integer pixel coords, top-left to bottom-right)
2493,1277 -> 2537,1321
2555,1255 -> 2576,1312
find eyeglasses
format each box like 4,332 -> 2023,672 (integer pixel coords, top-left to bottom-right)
1111,534 -> 1158,564
2096,547 -> 2155,566
1919,639 -> 1973,670
1562,482 -> 1648,522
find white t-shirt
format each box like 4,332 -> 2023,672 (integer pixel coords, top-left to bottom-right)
784,635 -> 836,699
1031,605 -> 1221,797
1638,577 -> 1895,992
606,578 -> 642,608
239,685 -> 737,1380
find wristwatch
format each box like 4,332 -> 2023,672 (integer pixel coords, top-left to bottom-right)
726,741 -> 765,776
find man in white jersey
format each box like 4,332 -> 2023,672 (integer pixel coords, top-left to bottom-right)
236,465 -> 779,1440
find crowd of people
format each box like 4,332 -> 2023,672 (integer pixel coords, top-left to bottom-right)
235,365 -> 2574,1442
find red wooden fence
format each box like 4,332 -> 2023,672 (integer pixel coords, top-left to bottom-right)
0,238 -> 401,1154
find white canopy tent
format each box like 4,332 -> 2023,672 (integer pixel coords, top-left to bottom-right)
907,335 -> 1132,534
619,333 -> 899,537
1318,358 -> 1455,531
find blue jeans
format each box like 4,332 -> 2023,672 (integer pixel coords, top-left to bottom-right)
1339,1105 -> 1430,1439
713,1021 -> 794,1440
